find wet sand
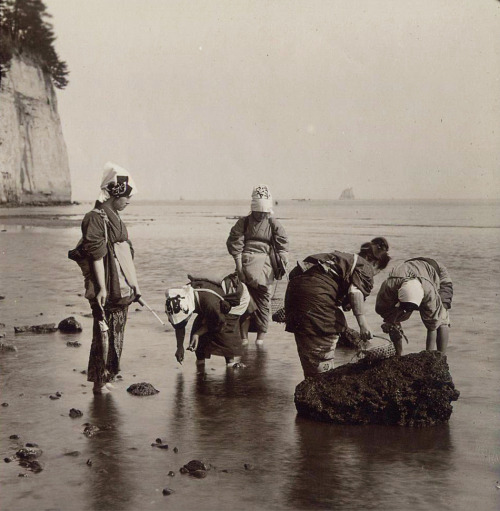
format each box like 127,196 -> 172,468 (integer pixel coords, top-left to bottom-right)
1,200 -> 499,510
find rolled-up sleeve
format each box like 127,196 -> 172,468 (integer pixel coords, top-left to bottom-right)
81,212 -> 107,260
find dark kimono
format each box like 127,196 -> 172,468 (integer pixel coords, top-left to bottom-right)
80,202 -> 138,384
190,279 -> 243,360
285,251 -> 374,336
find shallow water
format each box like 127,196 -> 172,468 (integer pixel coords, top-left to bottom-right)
0,199 -> 499,510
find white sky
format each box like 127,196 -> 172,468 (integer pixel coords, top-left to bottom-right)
45,0 -> 500,201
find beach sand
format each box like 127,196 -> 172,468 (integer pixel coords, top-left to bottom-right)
1,200 -> 499,511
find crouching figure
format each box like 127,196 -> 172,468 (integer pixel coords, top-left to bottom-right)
165,272 -> 252,370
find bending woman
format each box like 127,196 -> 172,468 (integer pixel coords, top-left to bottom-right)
285,238 -> 390,378
165,272 -> 251,370
226,184 -> 289,345
79,162 -> 141,394
375,257 -> 452,355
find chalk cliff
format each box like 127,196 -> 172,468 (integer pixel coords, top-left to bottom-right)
0,57 -> 71,205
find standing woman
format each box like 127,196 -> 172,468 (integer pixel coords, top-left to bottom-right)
79,162 -> 141,394
226,185 -> 289,345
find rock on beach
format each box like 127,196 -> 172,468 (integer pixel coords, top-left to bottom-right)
58,317 -> 82,333
14,324 -> 58,334
126,382 -> 159,396
294,351 -> 460,426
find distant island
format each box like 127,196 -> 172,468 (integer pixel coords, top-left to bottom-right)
339,187 -> 355,200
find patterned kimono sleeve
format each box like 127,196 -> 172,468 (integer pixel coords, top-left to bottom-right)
81,212 -> 107,260
226,217 -> 246,258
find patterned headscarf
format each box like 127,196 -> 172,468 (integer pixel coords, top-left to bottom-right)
250,184 -> 274,213
165,285 -> 196,326
97,162 -> 137,203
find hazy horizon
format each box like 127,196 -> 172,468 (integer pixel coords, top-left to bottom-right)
44,0 -> 500,202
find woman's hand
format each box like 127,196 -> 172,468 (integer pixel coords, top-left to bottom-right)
175,347 -> 185,364
359,325 -> 373,341
187,334 -> 199,352
96,288 -> 107,308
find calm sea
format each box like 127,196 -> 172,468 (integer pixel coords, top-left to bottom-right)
0,199 -> 499,510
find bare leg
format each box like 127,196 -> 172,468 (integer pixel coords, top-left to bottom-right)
256,332 -> 265,345
426,329 -> 437,351
436,325 -> 449,354
240,316 -> 250,346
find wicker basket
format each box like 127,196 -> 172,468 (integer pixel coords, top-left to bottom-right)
271,297 -> 286,323
357,338 -> 396,361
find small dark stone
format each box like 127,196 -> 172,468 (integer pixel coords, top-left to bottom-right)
18,473 -> 29,477
155,438 -> 162,444
179,466 -> 189,474
86,459 -> 92,466
116,375 -> 123,379
184,460 -> 209,472
56,392 -> 62,397
173,447 -> 178,453
25,443 -> 38,448
4,457 -> 12,463
9,434 -> 19,440
221,469 -> 229,473
190,470 -> 208,479
126,382 -> 159,396
162,488 -> 174,496
80,370 -> 87,375
58,317 -> 83,333
49,395 -> 60,400
83,424 -> 100,438
244,463 -> 254,471
66,341 -> 82,347
16,447 -> 42,460
168,471 -> 175,477
20,459 -> 43,473
2,402 -> 9,407
69,408 -> 83,419
14,323 -> 58,334
156,444 -> 169,450
64,451 -> 81,457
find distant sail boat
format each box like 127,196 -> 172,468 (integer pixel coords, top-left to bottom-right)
339,187 -> 355,200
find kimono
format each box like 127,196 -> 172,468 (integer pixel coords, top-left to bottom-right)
226,215 -> 289,333
375,258 -> 452,331
80,202 -> 140,384
284,251 -> 374,377
190,278 -> 247,360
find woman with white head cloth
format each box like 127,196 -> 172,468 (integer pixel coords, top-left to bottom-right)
77,162 -> 141,394
375,257 -> 453,356
226,185 -> 289,345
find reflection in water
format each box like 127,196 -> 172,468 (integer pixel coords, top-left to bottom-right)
86,395 -> 134,511
288,417 -> 454,510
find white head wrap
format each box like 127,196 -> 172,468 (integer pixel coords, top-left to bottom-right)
250,184 -> 274,213
165,285 -> 196,325
97,161 -> 138,203
398,279 -> 424,307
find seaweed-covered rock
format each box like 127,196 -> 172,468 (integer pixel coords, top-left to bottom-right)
66,340 -> 82,347
14,324 -> 58,334
294,351 -> 459,426
337,327 -> 369,350
58,317 -> 82,333
69,408 -> 83,419
83,424 -> 100,438
126,382 -> 159,396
